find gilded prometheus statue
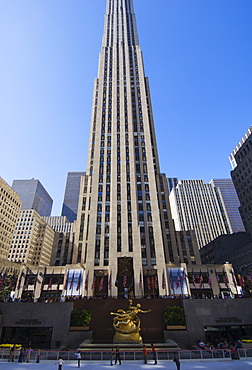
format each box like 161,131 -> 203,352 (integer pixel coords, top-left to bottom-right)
110,299 -> 151,342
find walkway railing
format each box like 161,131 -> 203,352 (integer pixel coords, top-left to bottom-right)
0,348 -> 241,362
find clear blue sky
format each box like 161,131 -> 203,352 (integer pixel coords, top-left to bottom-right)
1,0 -> 252,216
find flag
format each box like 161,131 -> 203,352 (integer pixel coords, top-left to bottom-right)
139,272 -> 143,290
154,275 -> 158,290
192,270 -> 196,288
0,273 -> 7,291
215,271 -> 221,289
99,274 -> 104,291
56,276 -> 61,291
207,271 -> 212,289
162,270 -> 166,290
76,272 -> 82,291
123,271 -> 127,288
47,271 -> 54,290
238,274 -> 245,287
199,271 -> 203,289
181,270 -> 186,289
69,272 -> 75,290
24,276 -> 29,291
8,275 -> 15,288
64,270 -> 69,290
108,272 -> 112,291
114,273 -> 118,287
147,276 -> 151,291
169,270 -> 174,291
85,272 -> 89,291
223,270 -> 229,289
176,270 -> 181,289
91,275 -> 96,290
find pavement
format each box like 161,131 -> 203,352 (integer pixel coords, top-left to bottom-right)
1,359 -> 252,370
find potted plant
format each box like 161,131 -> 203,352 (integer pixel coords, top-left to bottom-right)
69,309 -> 91,331
163,305 -> 186,330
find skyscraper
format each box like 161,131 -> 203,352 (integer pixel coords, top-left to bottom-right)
73,0 -> 183,298
62,172 -> 85,222
169,180 -> 232,249
12,179 -> 53,217
229,126 -> 252,237
210,179 -> 245,234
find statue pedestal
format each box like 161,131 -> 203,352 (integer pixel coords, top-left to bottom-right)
113,331 -> 142,343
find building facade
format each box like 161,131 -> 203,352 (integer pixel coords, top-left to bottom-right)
9,209 -> 54,266
169,180 -> 232,249
0,177 -> 22,261
229,126 -> 252,237
61,172 -> 85,223
12,179 -> 53,217
210,179 -> 245,233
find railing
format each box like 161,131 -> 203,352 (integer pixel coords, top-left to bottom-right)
0,348 -> 241,362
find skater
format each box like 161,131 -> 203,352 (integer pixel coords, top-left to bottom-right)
114,346 -> 121,365
36,349 -> 41,363
143,345 -> 148,364
74,351 -> 81,367
172,352 -> 180,370
55,357 -> 65,370
110,348 -> 114,366
151,343 -> 157,365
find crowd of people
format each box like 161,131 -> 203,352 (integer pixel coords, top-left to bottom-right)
197,338 -> 243,359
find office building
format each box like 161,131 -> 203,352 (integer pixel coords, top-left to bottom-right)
9,209 -> 54,266
200,232 -> 252,275
210,179 -> 245,233
70,0 -> 195,298
61,172 -> 85,222
43,216 -> 75,266
12,179 -> 53,217
229,126 -> 252,237
169,180 -> 232,249
0,177 -> 22,261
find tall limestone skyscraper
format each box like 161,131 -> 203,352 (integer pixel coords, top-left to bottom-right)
73,0 -> 198,298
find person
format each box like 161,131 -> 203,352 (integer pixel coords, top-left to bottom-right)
114,346 -> 121,365
36,349 -> 41,363
23,347 -> 27,363
18,346 -> 23,363
74,351 -> 81,367
151,343 -> 157,365
27,347 -> 33,362
56,357 -> 65,370
172,352 -> 180,370
8,345 -> 15,362
110,349 -> 114,366
143,345 -> 148,364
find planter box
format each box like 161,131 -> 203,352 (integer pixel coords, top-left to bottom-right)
166,325 -> 187,330
69,326 -> 90,331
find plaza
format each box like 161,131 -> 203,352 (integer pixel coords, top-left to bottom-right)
1,359 -> 252,370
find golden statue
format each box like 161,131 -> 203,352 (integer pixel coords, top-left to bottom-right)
110,300 -> 151,342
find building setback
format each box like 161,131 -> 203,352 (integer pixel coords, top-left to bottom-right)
12,179 -> 53,217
